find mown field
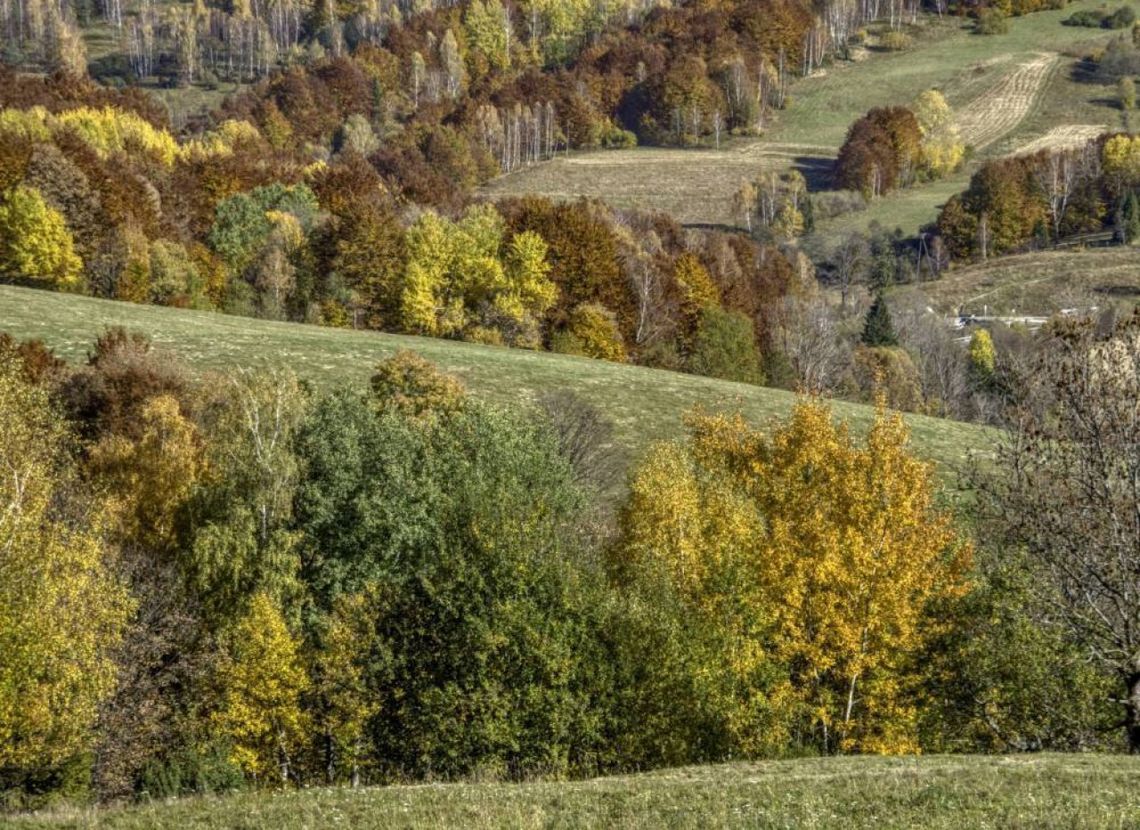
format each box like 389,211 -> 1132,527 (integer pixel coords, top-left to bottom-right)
7,754 -> 1140,829
0,285 -> 989,479
484,0 -> 1120,235
898,247 -> 1140,315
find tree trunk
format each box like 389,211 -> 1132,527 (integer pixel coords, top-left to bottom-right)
1126,673 -> 1140,753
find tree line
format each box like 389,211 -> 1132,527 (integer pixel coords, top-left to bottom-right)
5,318 -> 1137,808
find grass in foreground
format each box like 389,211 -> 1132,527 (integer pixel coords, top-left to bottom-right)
0,285 -> 988,481
7,754 -> 1140,829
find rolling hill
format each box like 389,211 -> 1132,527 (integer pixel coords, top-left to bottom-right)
0,285 -> 990,484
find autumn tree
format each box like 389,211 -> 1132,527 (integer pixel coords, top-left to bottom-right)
616,401 -> 970,753
836,107 -> 924,197
369,349 -> 466,419
213,592 -> 309,783
0,184 -> 83,290
0,354 -> 131,786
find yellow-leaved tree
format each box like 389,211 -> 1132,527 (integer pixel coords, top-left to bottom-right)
0,185 -> 84,290
616,400 -> 971,755
87,393 -> 206,553
213,592 -> 309,784
0,355 -> 131,776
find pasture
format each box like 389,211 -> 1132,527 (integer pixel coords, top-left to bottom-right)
0,285 -> 990,483
898,247 -> 1140,316
8,754 -> 1140,829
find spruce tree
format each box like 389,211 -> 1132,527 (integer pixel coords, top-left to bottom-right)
861,293 -> 898,347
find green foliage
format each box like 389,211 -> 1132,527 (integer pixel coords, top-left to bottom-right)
860,294 -> 898,347
922,548 -> 1118,752
295,393 -> 604,779
208,184 -> 318,277
184,370 -> 307,617
686,307 -> 763,384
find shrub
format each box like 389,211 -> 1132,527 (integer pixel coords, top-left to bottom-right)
880,31 -> 913,51
561,304 -> 628,363
976,8 -> 1010,34
687,307 -> 763,384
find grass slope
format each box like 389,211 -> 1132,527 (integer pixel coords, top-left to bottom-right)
0,285 -> 987,479
8,754 -> 1140,829
484,1 -> 1119,234
898,247 -> 1140,316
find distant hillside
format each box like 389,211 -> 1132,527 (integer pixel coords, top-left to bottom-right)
902,248 -> 1140,316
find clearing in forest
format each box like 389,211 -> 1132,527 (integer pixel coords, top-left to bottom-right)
954,53 -> 1058,150
480,142 -> 834,226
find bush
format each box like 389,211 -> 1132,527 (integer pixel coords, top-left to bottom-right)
1107,5 -> 1136,28
559,304 -> 628,363
687,307 -> 763,384
880,31 -> 913,51
975,8 -> 1010,34
1063,8 -> 1107,26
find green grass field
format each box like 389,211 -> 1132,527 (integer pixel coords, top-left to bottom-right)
0,285 -> 989,481
7,754 -> 1140,829
484,2 -> 1120,235
897,247 -> 1140,315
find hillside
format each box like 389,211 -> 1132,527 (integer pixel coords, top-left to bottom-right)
9,754 -> 1140,829
900,247 -> 1140,316
484,0 -> 1122,235
0,285 -> 989,478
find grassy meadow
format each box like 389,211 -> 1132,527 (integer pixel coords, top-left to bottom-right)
0,285 -> 990,482
7,754 -> 1140,829
897,247 -> 1140,315
484,0 -> 1121,235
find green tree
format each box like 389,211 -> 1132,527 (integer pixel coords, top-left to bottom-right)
687,307 -> 763,384
0,185 -> 83,290
295,393 -> 603,778
861,294 -> 898,347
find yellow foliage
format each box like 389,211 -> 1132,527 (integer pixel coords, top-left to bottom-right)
1102,134 -> 1140,190
565,303 -> 628,363
0,106 -> 258,168
0,185 -> 84,290
55,106 -> 180,167
674,252 -> 719,330
213,593 -> 309,782
0,357 -> 131,772
87,394 -> 206,552
618,400 -> 971,754
180,119 -> 263,161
